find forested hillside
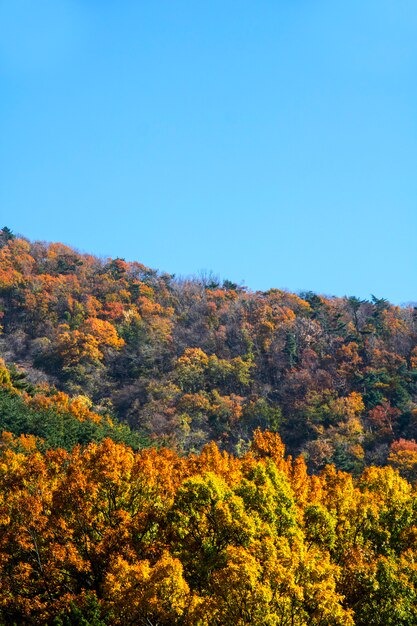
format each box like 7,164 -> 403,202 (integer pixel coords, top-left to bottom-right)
2,228 -> 417,624
1,227 -> 417,476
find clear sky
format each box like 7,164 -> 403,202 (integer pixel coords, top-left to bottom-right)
1,1 -> 416,303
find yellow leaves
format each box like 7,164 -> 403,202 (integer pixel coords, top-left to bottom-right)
327,392 -> 365,422
205,546 -> 271,625
0,359 -> 14,391
148,553 -> 190,613
171,471 -> 256,557
47,242 -> 76,261
268,289 -> 311,313
148,313 -> 174,343
137,282 -> 154,298
0,433 -> 28,473
0,265 -> 23,289
178,347 -> 209,368
360,464 -> 412,504
175,349 -> 253,399
175,348 -> 209,393
200,539 -> 353,626
297,548 -> 354,626
0,417 -> 416,624
69,395 -> 95,419
130,295 -> 174,343
0,240 -> 30,288
344,391 -> 365,416
104,553 -> 190,625
104,554 -> 150,597
1,238 -> 34,277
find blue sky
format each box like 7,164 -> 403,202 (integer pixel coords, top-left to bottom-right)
1,1 -> 416,303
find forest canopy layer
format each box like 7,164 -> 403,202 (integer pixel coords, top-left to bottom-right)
2,429 -> 417,625
1,228 -> 417,624
1,227 -> 416,476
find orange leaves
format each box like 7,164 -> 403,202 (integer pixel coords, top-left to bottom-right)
3,232 -> 417,481
210,391 -> 244,423
190,441 -> 242,484
178,392 -> 211,413
55,318 -> 124,366
83,294 -> 102,317
27,391 -> 105,424
336,341 -> 362,375
245,292 -> 299,352
290,455 -> 309,504
101,301 -> 125,321
56,326 -> 102,365
1,238 -> 34,278
137,296 -> 164,318
388,439 -> 417,482
410,346 -> 417,370
0,240 -> 28,289
250,429 -> 289,472
135,296 -> 174,343
136,282 -> 155,299
206,287 -> 239,302
4,236 -> 417,617
82,317 -> 125,350
380,307 -> 409,336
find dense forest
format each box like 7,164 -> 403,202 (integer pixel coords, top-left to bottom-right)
1,227 -> 417,624
3,426 -> 417,625
1,227 -> 417,475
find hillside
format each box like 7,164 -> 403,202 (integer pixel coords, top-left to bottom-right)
2,227 -> 417,624
1,227 -> 417,476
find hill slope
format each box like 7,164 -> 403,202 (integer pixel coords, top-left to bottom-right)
1,227 -> 417,475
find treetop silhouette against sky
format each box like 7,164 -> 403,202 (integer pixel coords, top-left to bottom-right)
1,1 -> 416,303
